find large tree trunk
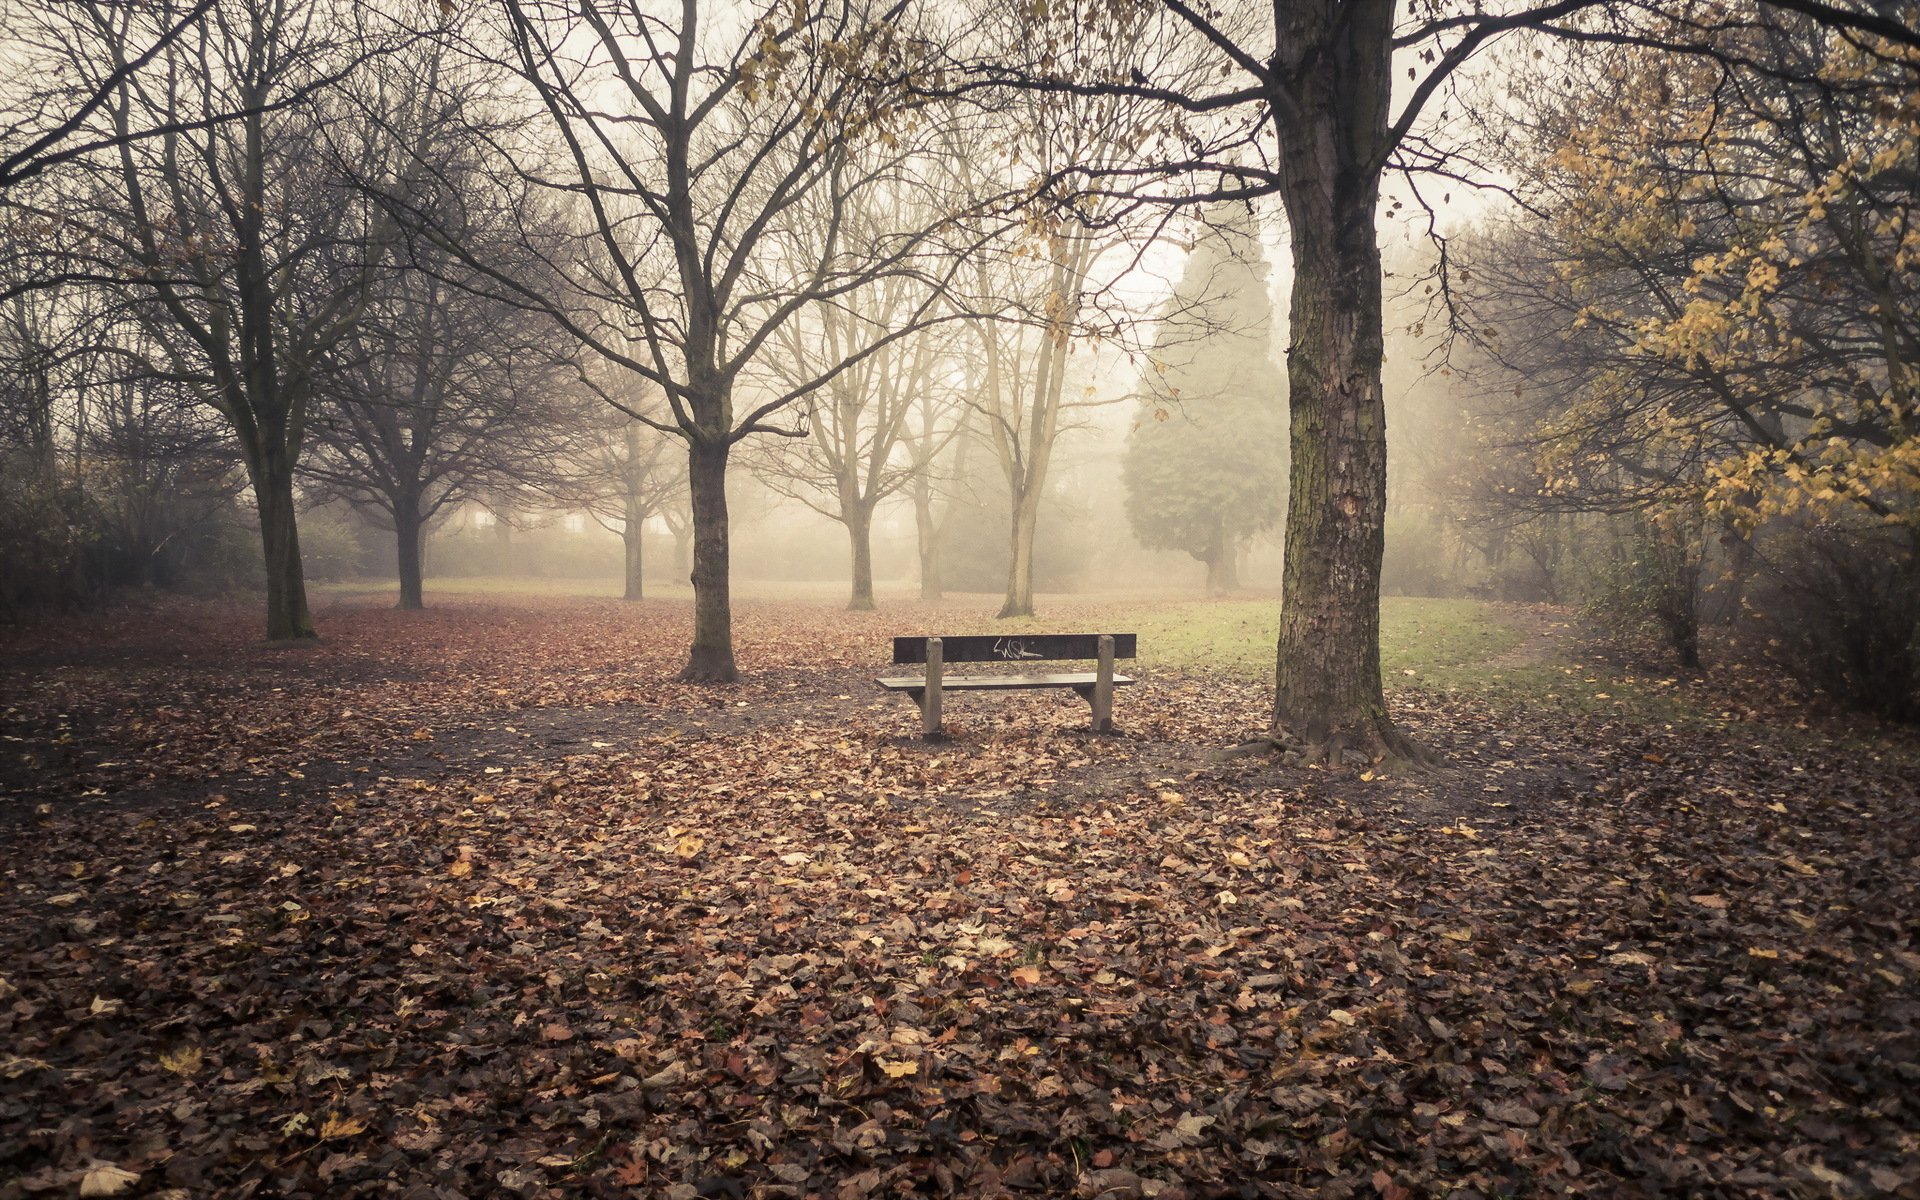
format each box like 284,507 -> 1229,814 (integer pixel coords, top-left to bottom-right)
249,437 -> 316,642
846,502 -> 876,611
1205,548 -> 1239,594
999,488 -> 1039,619
1202,518 -> 1239,594
913,481 -> 942,601
1267,0 -> 1414,764
622,491 -> 645,602
682,438 -> 737,681
395,491 -> 425,611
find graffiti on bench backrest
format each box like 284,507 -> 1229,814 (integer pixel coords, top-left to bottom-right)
991,637 -> 1044,661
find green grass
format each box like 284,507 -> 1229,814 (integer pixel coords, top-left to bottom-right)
1106,595 -> 1529,685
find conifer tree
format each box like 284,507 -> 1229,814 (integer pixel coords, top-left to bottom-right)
1123,206 -> 1287,593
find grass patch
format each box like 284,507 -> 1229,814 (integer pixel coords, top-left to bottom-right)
1107,595 -> 1530,684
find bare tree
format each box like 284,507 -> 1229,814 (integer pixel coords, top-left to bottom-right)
751,273 -> 954,610
23,0 -> 393,639
950,78 -> 1181,619
399,0 -> 989,679
304,34 -> 581,610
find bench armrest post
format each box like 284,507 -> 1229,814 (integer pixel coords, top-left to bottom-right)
923,637 -> 943,739
1093,634 -> 1115,733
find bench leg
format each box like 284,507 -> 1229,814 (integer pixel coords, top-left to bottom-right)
1092,634 -> 1115,733
922,638 -> 943,740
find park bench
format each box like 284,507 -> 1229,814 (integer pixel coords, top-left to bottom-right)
878,633 -> 1137,739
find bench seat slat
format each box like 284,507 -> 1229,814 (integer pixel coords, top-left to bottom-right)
877,673 -> 1136,692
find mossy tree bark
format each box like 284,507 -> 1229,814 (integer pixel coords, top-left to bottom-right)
1266,0 -> 1419,763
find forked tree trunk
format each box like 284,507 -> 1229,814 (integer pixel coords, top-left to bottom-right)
846,503 -> 876,611
1268,0 -> 1416,764
395,492 -> 425,611
683,438 -> 737,681
999,488 -> 1040,619
249,436 -> 316,641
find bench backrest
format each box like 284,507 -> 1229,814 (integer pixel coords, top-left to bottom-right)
891,633 -> 1137,665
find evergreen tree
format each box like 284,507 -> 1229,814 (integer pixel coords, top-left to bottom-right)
1123,206 -> 1287,592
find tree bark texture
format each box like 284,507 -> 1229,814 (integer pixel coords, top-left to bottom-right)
846,503 -> 876,611
249,436 -> 316,641
395,491 -> 425,611
1268,0 -> 1412,762
683,438 -> 737,681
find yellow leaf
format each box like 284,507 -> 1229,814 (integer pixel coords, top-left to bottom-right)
877,1058 -> 919,1078
79,1163 -> 140,1197
319,1112 -> 368,1141
673,835 -> 705,860
1442,928 -> 1474,943
157,1046 -> 202,1076
447,859 -> 472,878
1748,947 -> 1779,959
1226,851 -> 1252,869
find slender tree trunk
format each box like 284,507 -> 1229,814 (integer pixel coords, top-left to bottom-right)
395,491 -> 425,611
249,436 -> 315,641
672,525 -> 691,579
913,481 -> 942,601
999,487 -> 1039,619
846,503 -> 876,611
622,490 -> 645,602
682,438 -> 737,681
623,533 -> 645,602
1268,0 -> 1413,763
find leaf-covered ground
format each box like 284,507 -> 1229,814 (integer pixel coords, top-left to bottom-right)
2,595 -> 1917,1199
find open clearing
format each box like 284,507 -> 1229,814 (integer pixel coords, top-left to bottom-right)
2,590 -> 1916,1199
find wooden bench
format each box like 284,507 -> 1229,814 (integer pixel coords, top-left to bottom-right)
878,633 -> 1137,739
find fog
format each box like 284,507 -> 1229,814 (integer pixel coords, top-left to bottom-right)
3,0 -> 1913,713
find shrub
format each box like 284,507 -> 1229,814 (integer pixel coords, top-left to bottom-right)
1583,518 -> 1704,667
1745,521 -> 1920,723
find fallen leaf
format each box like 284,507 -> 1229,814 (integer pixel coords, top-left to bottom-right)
78,1163 -> 140,1197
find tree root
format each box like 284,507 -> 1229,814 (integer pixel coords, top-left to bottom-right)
1214,718 -> 1442,774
